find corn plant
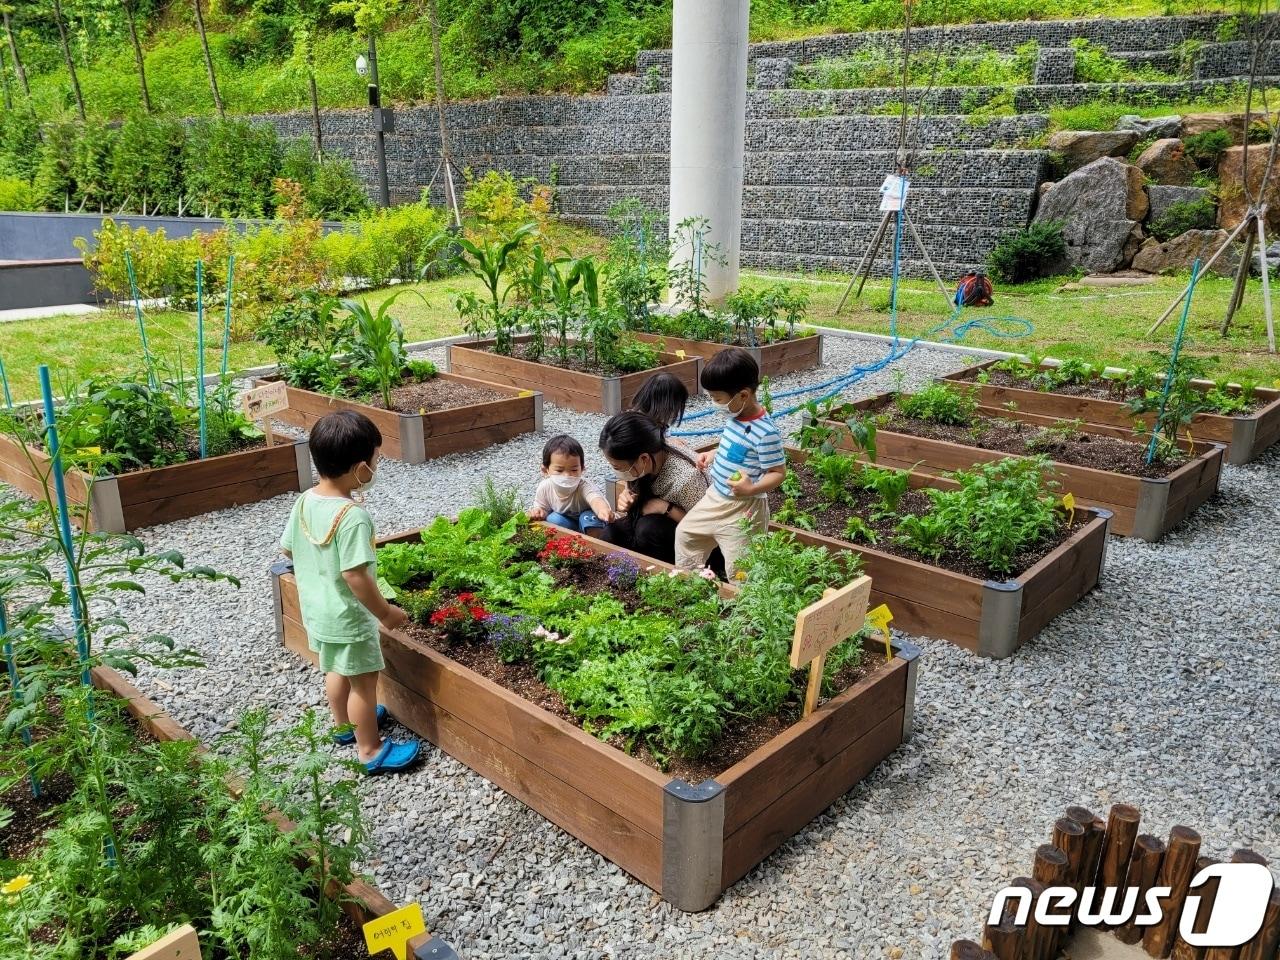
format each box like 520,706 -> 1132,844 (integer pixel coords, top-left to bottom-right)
444,221 -> 538,355
342,291 -> 408,408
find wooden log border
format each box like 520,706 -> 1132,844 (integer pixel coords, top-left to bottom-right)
87,664 -> 434,955
772,447 -> 1111,658
270,529 -> 921,911
944,358 -> 1280,466
822,394 -> 1225,542
445,335 -> 703,415
257,372 -> 543,464
630,330 -> 824,379
951,803 -> 1280,960
0,432 -> 312,533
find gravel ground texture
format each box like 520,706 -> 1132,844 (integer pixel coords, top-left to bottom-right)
7,332 -> 1279,959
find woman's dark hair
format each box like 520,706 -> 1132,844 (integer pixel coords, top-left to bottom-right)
631,373 -> 688,429
310,410 -> 382,479
701,346 -> 760,394
599,412 -> 695,516
542,434 -> 585,468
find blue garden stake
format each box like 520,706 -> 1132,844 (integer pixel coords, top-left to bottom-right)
196,261 -> 208,459
1,602 -> 41,798
0,355 -> 12,410
221,254 -> 235,378
38,366 -> 93,712
124,250 -> 157,390
1145,259 -> 1202,465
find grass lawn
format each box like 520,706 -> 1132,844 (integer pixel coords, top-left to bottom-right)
740,270 -> 1280,385
3,268 -> 1278,402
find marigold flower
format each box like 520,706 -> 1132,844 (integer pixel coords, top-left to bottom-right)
1,875 -> 32,896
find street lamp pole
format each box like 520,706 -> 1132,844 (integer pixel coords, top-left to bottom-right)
366,35 -> 390,208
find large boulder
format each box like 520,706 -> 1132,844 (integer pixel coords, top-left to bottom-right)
1131,229 -> 1238,276
1035,157 -> 1149,272
1045,130 -> 1139,173
1147,185 -> 1213,223
1180,112 -> 1250,143
1117,114 -> 1182,139
1135,138 -> 1196,186
1217,145 -> 1280,232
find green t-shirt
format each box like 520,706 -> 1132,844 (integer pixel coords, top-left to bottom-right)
280,492 -> 379,645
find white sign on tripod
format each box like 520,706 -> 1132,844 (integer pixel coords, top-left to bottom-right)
879,174 -> 909,212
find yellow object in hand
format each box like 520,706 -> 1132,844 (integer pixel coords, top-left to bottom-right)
729,471 -> 743,482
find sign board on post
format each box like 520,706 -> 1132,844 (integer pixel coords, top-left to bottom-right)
126,924 -> 201,960
789,575 -> 874,717
363,902 -> 426,960
240,381 -> 289,447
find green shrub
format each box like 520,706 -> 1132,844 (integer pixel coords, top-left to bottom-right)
1149,196 -> 1218,241
109,113 -> 187,215
0,109 -> 41,182
182,117 -> 282,218
0,176 -> 40,211
1183,129 -> 1233,168
987,220 -> 1068,283
896,383 -> 978,425
75,219 -> 199,303
280,140 -> 372,219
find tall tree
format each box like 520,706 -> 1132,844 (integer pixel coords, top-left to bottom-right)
287,0 -> 328,156
0,44 -> 12,110
48,0 -> 85,120
122,0 -> 151,113
1,3 -> 31,99
192,0 -> 224,118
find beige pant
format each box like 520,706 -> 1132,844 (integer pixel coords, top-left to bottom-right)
674,488 -> 770,575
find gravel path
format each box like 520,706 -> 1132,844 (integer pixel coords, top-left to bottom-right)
11,333 -> 1279,959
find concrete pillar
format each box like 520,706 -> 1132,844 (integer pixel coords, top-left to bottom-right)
668,0 -> 749,304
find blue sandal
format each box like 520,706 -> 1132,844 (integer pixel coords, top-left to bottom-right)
332,704 -> 389,745
364,738 -> 423,774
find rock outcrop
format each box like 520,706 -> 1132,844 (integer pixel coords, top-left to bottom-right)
1135,138 -> 1197,186
1045,130 -> 1139,173
1131,229 -> 1237,275
1035,157 -> 1148,273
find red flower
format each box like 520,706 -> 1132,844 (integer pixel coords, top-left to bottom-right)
537,534 -> 594,565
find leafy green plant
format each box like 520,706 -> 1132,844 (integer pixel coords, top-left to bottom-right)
474,477 -> 523,525
988,220 -> 1067,283
447,221 -> 539,355
893,512 -> 949,559
809,451 -> 860,504
342,291 -> 409,407
861,465 -> 913,518
606,199 -> 667,330
896,383 -> 978,426
1183,129 -> 1233,168
1149,196 -> 1218,241
843,515 -> 879,544
667,216 -> 724,319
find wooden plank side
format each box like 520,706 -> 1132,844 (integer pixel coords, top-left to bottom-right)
379,672 -> 663,892
1016,512 -> 1108,615
450,353 -> 608,414
451,339 -> 605,393
115,439 -> 301,505
424,419 -> 534,458
618,358 -> 702,410
423,393 -> 536,437
720,709 -> 904,888
281,384 -> 405,437
1165,445 -> 1223,505
0,432 -> 91,507
90,665 -> 196,745
632,331 -> 721,362
120,469 -> 302,530
719,659 -> 906,834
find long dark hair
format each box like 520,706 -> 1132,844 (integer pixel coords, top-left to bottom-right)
631,373 -> 688,429
599,411 -> 695,516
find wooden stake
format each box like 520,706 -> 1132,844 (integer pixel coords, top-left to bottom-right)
1238,888 -> 1280,960
1223,220 -> 1256,337
1256,212 -> 1276,353
1149,216 -> 1253,335
1032,845 -> 1071,960
1099,804 -> 1143,890
951,940 -> 999,960
1117,834 -> 1168,945
982,912 -> 1024,960
1012,876 -> 1046,960
1066,807 -> 1107,886
1051,818 -> 1087,954
1171,856 -> 1219,960
803,650 -> 826,717
1143,826 -> 1203,958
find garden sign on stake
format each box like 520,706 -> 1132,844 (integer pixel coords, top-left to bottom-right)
240,381 -> 289,447
789,575 -> 874,718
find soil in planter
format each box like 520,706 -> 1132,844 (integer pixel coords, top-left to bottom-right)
490,341 -> 663,378
958,368 -> 1265,414
395,552 -> 875,784
767,461 -> 1087,581
359,375 -> 506,415
20,426 -> 267,479
879,410 -> 1187,479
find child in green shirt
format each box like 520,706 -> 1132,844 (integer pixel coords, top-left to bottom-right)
281,411 -> 422,774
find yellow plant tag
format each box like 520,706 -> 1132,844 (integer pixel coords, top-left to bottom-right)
1185,428 -> 1195,455
76,446 -> 102,456
419,407 -> 426,416
675,349 -> 687,360
867,603 -> 894,661
518,389 -> 534,398
1061,491 -> 1076,525
363,904 -> 425,960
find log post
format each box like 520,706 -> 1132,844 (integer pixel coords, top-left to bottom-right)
983,912 -> 1024,960
1232,851 -> 1277,960
1013,876 -> 1046,960
1117,834 -> 1168,945
1051,817 -> 1087,955
1099,804 -> 1143,889
1144,826 -> 1203,958
1032,845 -> 1071,960
1171,856 -> 1218,960
952,940 -> 999,960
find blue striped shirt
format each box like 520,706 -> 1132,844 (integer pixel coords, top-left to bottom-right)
710,410 -> 785,498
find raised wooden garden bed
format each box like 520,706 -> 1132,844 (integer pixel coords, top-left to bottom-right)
631,330 -> 823,378
446,335 -> 703,415
88,664 -> 436,957
771,448 -> 1110,659
824,396 -> 1225,542
258,372 -> 543,464
271,531 -> 920,912
944,358 -> 1280,466
0,431 -> 312,533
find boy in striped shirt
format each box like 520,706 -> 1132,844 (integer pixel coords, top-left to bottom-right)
676,348 -> 787,576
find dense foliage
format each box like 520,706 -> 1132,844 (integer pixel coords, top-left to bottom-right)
376,508 -> 870,761
987,220 -> 1068,284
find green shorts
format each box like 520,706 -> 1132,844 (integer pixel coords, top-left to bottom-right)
310,634 -> 385,676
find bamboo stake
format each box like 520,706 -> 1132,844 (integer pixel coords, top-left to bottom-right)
1117,835 -> 1167,945
1171,856 -> 1219,960
1143,826 -> 1203,958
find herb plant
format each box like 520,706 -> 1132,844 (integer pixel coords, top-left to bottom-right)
896,383 -> 978,425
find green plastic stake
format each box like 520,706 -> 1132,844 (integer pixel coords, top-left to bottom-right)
124,250 -> 157,390
196,260 -> 208,459
222,254 -> 235,378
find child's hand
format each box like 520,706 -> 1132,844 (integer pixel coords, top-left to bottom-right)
697,451 -> 714,470
728,473 -> 755,497
381,605 -> 409,630
528,505 -> 547,521
596,504 -> 614,522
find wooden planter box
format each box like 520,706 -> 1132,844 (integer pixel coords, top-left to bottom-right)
446,336 -> 703,415
259,372 -> 543,464
825,395 -> 1225,542
631,330 -> 823,378
88,665 -> 438,957
270,532 -> 920,912
773,448 -> 1110,658
943,359 -> 1280,466
0,431 -> 312,533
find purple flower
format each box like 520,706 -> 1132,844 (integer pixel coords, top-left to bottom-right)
605,553 -> 641,590
486,613 -> 534,662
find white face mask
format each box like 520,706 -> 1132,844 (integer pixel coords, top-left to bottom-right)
550,474 -> 582,492
713,393 -> 745,416
355,461 -> 377,492
614,456 -> 648,482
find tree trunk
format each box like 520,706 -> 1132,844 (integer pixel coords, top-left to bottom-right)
50,0 -> 85,120
2,9 -> 30,99
192,0 -> 225,118
123,0 -> 152,113
307,62 -> 322,157
0,44 -> 12,110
